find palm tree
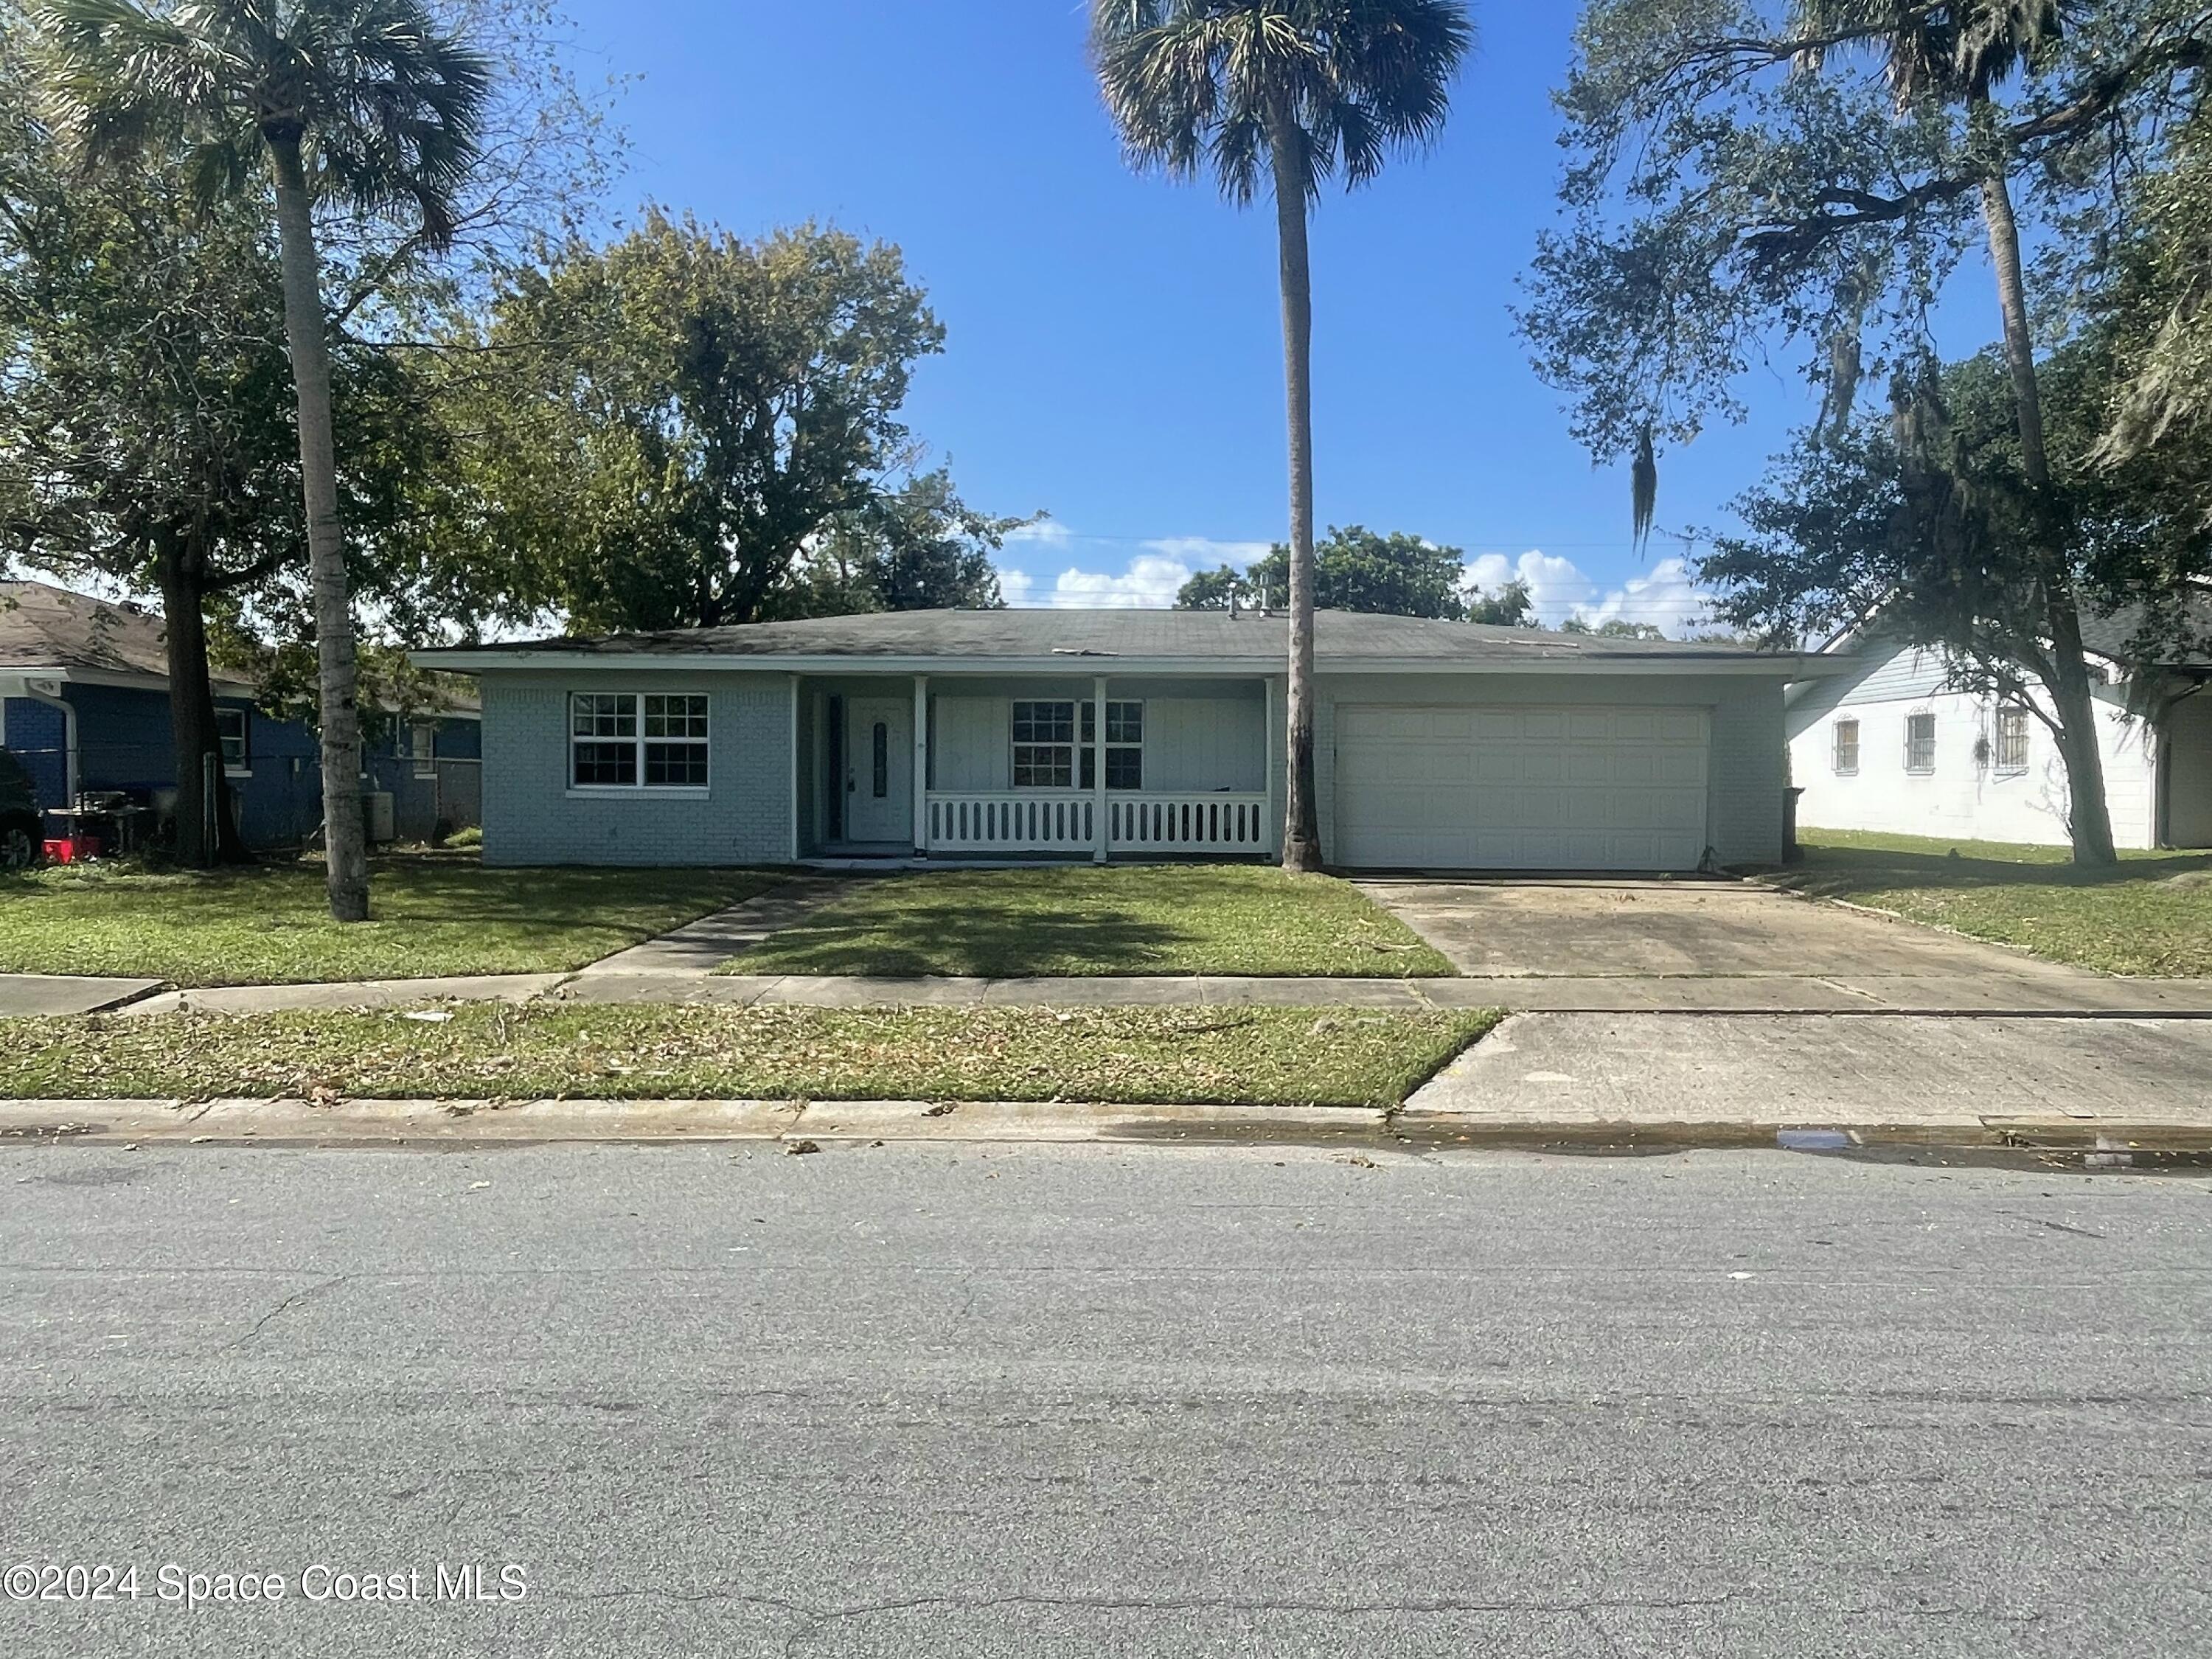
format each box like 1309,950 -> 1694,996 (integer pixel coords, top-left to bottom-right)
1793,1 -> 2118,863
1091,0 -> 1472,872
34,0 -> 490,917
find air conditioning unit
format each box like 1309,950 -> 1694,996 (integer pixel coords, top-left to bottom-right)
361,790 -> 396,844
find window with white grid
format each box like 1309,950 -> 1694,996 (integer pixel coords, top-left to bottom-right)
571,693 -> 709,790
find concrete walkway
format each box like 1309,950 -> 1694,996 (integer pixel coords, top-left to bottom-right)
572,876 -> 850,975
560,969 -> 2212,1015
0,969 -> 2159,1022
0,974 -> 160,1017
121,973 -> 569,1018
42,967 -> 2211,1018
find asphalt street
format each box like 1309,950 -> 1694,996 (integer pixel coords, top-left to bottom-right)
3,1140 -> 2208,1658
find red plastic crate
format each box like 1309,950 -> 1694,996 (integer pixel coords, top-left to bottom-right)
42,836 -> 100,863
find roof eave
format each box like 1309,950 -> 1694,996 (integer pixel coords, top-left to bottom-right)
413,647 -> 1820,678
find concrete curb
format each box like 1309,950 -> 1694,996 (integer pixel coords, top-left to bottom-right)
2,1096 -> 2209,1157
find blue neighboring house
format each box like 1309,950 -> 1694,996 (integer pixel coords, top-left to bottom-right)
0,580 -> 480,851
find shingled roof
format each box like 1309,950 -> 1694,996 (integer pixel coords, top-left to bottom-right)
2078,591 -> 2212,670
430,607 -> 1787,667
2,579 -> 480,710
0,580 -> 220,684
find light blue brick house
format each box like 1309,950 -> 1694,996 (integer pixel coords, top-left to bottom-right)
418,609 -> 1830,872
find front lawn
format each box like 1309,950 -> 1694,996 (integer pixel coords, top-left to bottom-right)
0,1004 -> 1500,1109
0,854 -> 779,986
1781,830 -> 2212,977
726,864 -> 1455,978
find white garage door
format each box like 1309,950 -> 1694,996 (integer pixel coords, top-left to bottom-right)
1333,704 -> 1711,871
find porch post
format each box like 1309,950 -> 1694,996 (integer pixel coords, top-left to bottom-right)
912,675 -> 929,858
1093,675 -> 1109,863
1265,674 -> 1287,858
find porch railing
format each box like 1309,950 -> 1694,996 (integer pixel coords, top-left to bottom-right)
926,792 -> 1095,852
922,790 -> 1270,855
1110,793 -> 1270,852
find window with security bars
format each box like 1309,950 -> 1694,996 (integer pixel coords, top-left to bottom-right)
1994,706 -> 2030,773
1832,718 -> 1859,775
571,692 -> 709,788
1905,712 -> 1937,774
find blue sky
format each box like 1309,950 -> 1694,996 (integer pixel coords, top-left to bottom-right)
554,1 -> 1840,628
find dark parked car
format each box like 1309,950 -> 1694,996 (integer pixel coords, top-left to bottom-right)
0,748 -> 41,868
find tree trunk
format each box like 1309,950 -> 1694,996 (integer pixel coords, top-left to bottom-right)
1270,118 -> 1322,873
153,529 -> 245,867
268,133 -> 371,917
1979,165 -> 2118,865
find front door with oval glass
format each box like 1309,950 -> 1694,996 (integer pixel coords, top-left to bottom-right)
844,696 -> 913,844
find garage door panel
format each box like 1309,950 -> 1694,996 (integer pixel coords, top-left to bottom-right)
1334,703 -> 1711,871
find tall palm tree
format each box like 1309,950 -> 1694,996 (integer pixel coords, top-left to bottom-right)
1793,1 -> 2118,862
35,0 -> 490,917
1091,0 -> 1472,872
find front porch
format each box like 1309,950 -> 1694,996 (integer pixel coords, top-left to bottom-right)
797,671 -> 1283,862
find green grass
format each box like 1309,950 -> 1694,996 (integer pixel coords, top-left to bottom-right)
0,854 -> 779,986
0,1004 -> 1500,1110
1781,829 -> 2212,977
726,864 -> 1455,978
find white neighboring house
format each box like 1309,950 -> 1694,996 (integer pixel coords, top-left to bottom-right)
1785,608 -> 2212,851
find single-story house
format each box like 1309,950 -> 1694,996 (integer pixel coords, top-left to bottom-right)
1784,606 -> 2212,850
415,609 -> 1832,871
0,579 -> 481,849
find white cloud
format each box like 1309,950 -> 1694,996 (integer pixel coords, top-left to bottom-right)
999,532 -> 1270,611
1001,518 -> 1073,549
1464,549 -> 1715,635
1139,536 -> 1274,567
992,535 -> 1718,633
1464,550 -> 1597,619
1577,556 -> 1714,633
1036,554 -> 1194,609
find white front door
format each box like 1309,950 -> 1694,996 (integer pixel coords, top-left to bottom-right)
1333,703 -> 1711,871
844,697 -> 913,844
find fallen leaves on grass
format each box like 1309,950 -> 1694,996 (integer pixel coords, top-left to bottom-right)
3,1004 -> 1502,1111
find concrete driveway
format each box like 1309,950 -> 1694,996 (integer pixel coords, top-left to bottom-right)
1356,877 -> 2212,1014
1408,1011 -> 2212,1129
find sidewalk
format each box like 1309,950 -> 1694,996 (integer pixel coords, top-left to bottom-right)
63,967 -> 2212,1018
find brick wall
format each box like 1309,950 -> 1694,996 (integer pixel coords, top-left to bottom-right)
481,671 -> 794,866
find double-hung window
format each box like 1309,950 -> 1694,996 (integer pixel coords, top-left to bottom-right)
1011,700 -> 1144,789
1994,706 -> 2030,773
1100,701 -> 1143,789
215,706 -> 251,776
411,721 -> 437,779
1832,717 -> 1860,776
1011,700 -> 1077,787
1905,712 -> 1937,774
570,692 -> 709,790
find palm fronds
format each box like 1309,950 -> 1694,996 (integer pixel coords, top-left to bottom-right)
1090,0 -> 1473,204
29,0 -> 490,237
